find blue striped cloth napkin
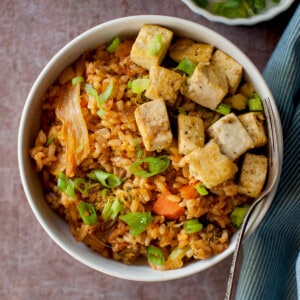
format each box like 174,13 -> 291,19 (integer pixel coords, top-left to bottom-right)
236,4 -> 300,300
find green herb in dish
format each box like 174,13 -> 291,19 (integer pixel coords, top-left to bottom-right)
193,0 -> 281,18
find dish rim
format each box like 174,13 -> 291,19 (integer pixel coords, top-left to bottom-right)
18,15 -> 283,281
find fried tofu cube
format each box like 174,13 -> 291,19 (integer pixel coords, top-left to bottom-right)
145,66 -> 183,105
169,38 -> 214,65
180,141 -> 238,188
238,153 -> 268,198
134,99 -> 173,151
178,114 -> 205,155
238,112 -> 267,148
181,64 -> 228,110
207,113 -> 254,161
130,24 -> 173,70
211,50 -> 243,94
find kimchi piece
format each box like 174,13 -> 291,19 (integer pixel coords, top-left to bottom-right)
55,83 -> 90,177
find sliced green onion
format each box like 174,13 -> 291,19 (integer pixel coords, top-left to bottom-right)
102,198 -> 122,221
106,36 -> 121,53
230,205 -> 250,228
85,83 -> 99,100
57,172 -> 76,198
133,139 -> 143,158
78,201 -> 97,225
74,178 -> 88,195
148,34 -> 163,55
97,109 -> 106,118
84,79 -> 113,109
87,169 -> 123,189
166,246 -> 189,268
216,103 -> 231,115
101,188 -> 108,199
248,93 -> 263,111
176,58 -> 196,76
195,183 -> 209,196
46,133 -> 59,146
119,212 -> 153,236
130,155 -> 170,178
147,245 -> 165,266
131,78 -> 150,94
99,79 -> 114,105
184,219 -> 203,234
72,76 -> 84,85
57,172 -> 89,198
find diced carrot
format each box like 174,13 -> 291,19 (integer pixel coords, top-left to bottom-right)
178,184 -> 198,199
152,192 -> 185,220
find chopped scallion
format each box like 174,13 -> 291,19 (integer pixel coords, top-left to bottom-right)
133,139 -> 143,158
106,36 -> 121,53
87,169 -> 123,189
102,198 -> 122,221
130,156 -> 170,178
99,79 -> 114,105
72,76 -> 84,86
166,246 -> 189,268
119,212 -> 153,236
46,133 -> 59,146
57,172 -> 76,198
78,201 -> 97,225
230,205 -> 250,228
97,109 -> 106,118
184,219 -> 203,234
216,103 -> 231,115
84,79 -> 113,109
248,93 -> 263,111
74,178 -> 88,195
176,58 -> 196,76
57,172 -> 89,198
147,245 -> 165,266
131,78 -> 150,94
148,34 -> 163,55
195,183 -> 209,196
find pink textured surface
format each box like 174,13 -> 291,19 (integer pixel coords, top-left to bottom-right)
1,1 -> 297,299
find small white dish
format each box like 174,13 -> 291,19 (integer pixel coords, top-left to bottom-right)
181,0 -> 295,25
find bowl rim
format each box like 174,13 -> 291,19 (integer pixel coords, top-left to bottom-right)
180,0 -> 295,25
18,15 -> 283,281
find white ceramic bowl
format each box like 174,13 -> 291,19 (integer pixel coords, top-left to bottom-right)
18,15 -> 283,281
181,0 -> 295,25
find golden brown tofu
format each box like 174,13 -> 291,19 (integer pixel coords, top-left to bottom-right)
181,64 -> 228,110
238,153 -> 268,198
178,114 -> 205,155
169,38 -> 214,65
134,99 -> 173,151
238,112 -> 267,148
130,24 -> 173,70
207,113 -> 254,161
211,50 -> 243,94
180,141 -> 238,188
145,66 -> 183,105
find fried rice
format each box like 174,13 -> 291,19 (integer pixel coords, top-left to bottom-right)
29,26 -> 267,270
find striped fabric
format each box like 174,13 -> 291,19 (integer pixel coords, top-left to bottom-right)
236,4 -> 300,300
